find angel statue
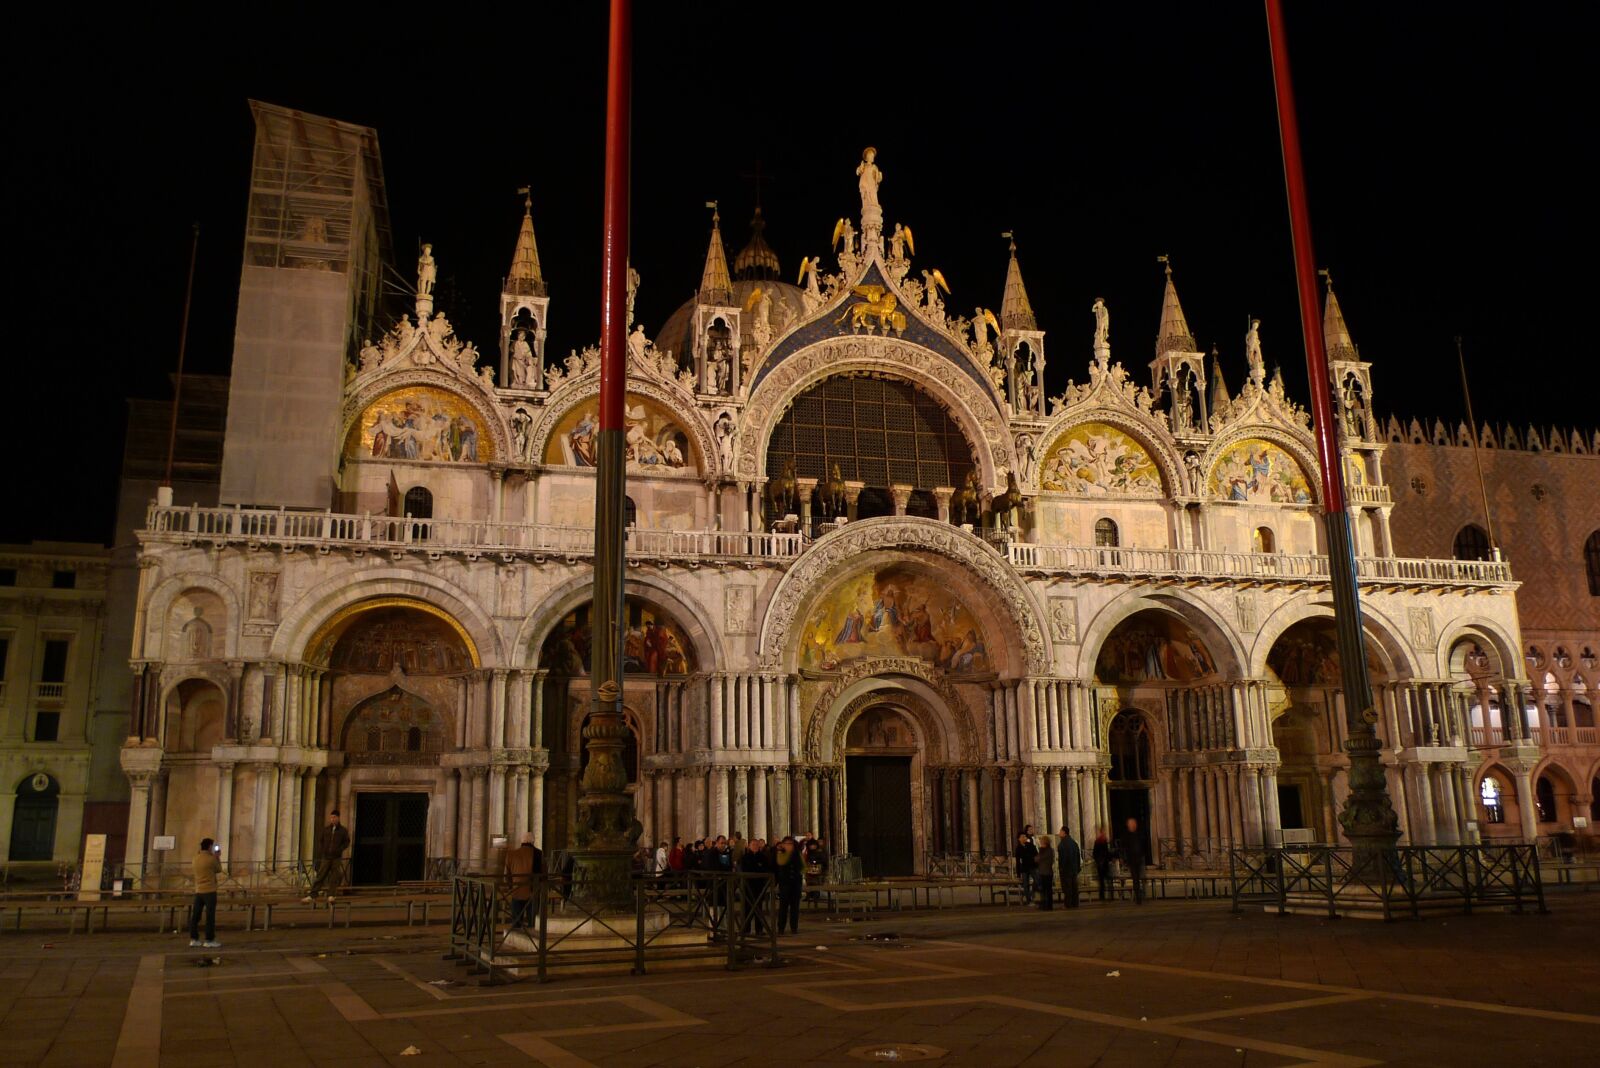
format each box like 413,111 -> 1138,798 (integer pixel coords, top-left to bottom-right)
856,147 -> 883,230
922,268 -> 950,314
832,217 -> 856,257
797,256 -> 824,313
972,307 -> 1000,354
890,222 -> 915,260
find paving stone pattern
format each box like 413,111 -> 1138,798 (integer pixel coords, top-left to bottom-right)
0,895 -> 1595,1067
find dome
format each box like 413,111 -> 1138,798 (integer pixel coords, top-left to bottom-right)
654,278 -> 812,367
733,206 -> 781,281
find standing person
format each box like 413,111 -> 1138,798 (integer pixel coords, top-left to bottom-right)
1057,826 -> 1082,908
303,811 -> 351,904
501,832 -> 543,929
1014,832 -> 1039,905
773,836 -> 804,935
738,838 -> 772,934
1092,826 -> 1113,901
668,837 -> 685,872
1035,837 -> 1056,910
1118,817 -> 1147,905
189,837 -> 221,948
730,831 -> 747,865
654,840 -> 669,876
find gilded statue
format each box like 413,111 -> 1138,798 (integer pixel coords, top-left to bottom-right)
836,284 -> 906,335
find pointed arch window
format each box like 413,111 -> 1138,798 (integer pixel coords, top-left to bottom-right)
1453,524 -> 1491,561
1585,530 -> 1600,596
1535,775 -> 1557,822
1108,710 -> 1152,782
1479,776 -> 1504,824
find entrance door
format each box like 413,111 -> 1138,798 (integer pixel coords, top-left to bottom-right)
9,775 -> 60,861
1108,788 -> 1151,859
1278,783 -> 1305,830
846,756 -> 914,877
352,793 -> 429,885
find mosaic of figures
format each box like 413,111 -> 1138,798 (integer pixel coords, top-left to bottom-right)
541,598 -> 694,676
545,395 -> 694,473
1209,438 -> 1312,504
1095,612 -> 1219,685
1039,422 -> 1163,497
347,386 -> 493,464
846,707 -> 916,750
1267,620 -> 1385,687
329,608 -> 474,676
803,565 -> 990,675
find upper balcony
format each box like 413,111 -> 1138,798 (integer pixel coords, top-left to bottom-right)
142,504 -> 1514,591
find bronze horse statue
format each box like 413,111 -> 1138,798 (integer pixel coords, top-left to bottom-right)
987,470 -> 1024,533
821,463 -> 847,518
766,458 -> 798,520
951,470 -> 981,526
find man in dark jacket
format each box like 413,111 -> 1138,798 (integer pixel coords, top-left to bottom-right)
1091,826 -> 1112,901
303,811 -> 351,903
1118,817 -> 1147,904
1057,826 -> 1082,908
773,836 -> 805,934
1014,832 -> 1039,905
1035,839 -> 1055,910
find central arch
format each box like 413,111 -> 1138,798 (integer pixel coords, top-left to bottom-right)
760,517 -> 1048,676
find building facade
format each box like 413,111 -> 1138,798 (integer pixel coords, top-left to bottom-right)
116,116 -> 1594,883
1,543 -> 109,867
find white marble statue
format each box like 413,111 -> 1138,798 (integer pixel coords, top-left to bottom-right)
1092,298 -> 1110,351
1245,318 -> 1264,382
512,407 -> 532,459
750,289 -> 773,353
417,243 -> 437,297
510,330 -> 535,387
626,264 -> 640,328
628,323 -> 648,364
714,411 -> 738,471
856,147 -> 883,231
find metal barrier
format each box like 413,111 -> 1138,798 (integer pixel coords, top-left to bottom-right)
447,871 -> 782,984
1229,844 -> 1546,920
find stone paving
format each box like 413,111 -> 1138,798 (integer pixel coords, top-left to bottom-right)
1,893 -> 1596,1067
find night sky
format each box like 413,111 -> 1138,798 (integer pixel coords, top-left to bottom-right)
16,5 -> 1591,545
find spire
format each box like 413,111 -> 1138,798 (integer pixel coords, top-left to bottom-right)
1322,271 -> 1358,361
733,205 -> 781,282
699,203 -> 733,305
1155,256 -> 1196,355
1209,348 -> 1232,412
506,189 -> 546,297
999,236 -> 1037,331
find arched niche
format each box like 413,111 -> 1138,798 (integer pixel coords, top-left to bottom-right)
1076,590 -> 1244,684
345,384 -> 496,463
797,560 -> 996,677
1207,437 -> 1314,505
1092,608 -> 1223,687
539,596 -> 697,678
1037,421 -> 1166,498
542,392 -> 700,475
162,677 -> 227,753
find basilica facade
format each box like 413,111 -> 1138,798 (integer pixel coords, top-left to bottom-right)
116,117 -> 1589,884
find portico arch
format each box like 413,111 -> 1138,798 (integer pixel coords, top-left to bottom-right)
1248,595 -> 1416,683
1076,589 -> 1245,682
272,570 -> 497,668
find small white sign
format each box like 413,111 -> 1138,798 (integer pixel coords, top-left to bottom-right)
152,835 -> 176,851
1575,816 -> 1590,829
491,835 -> 508,848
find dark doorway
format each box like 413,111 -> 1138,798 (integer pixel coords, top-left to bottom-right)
1108,788 -> 1151,860
846,756 -> 914,877
9,774 -> 60,861
1278,783 -> 1306,829
352,792 -> 428,885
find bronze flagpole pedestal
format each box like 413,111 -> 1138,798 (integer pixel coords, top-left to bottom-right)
569,0 -> 642,911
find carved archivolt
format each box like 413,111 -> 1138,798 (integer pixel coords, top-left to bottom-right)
803,655 -> 977,763
529,376 -> 720,478
826,690 -> 945,766
737,338 -> 1014,487
759,516 -> 1048,675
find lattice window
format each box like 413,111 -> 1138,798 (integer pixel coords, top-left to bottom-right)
767,376 -> 975,492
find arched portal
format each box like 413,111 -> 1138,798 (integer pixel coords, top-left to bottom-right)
843,704 -> 919,877
1107,709 -> 1155,860
159,678 -> 228,859
9,773 -> 60,861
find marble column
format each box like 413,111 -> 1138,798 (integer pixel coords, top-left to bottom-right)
216,763 -> 235,857
1172,767 -> 1189,854
445,768 -> 461,860
1410,763 -> 1436,846
733,766 -> 749,837
489,766 -> 507,841
1046,770 -> 1063,837
709,674 -> 724,749
752,767 -> 769,840
1512,764 -> 1537,843
1433,764 -> 1461,845
1261,768 -> 1282,847
965,769 -> 981,854
455,770 -> 471,863
807,771 -> 821,837
1226,766 -> 1243,846
1240,767 -> 1263,847
468,767 -> 487,868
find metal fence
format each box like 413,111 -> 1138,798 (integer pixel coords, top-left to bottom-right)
1229,844 -> 1546,920
447,871 -> 782,984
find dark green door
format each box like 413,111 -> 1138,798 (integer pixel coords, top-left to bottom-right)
9,775 -> 59,861
846,756 -> 914,877
352,793 -> 428,885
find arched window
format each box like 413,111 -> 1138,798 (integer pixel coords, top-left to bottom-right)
1094,518 -> 1120,547
1253,526 -> 1275,553
624,495 -> 637,528
366,726 -> 382,751
406,726 -> 423,752
1479,776 -> 1504,824
1108,710 -> 1152,782
404,486 -> 433,520
1453,524 -> 1491,561
1586,531 -> 1600,596
1535,775 -> 1557,822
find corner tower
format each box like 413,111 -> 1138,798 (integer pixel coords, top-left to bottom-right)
1148,257 -> 1209,438
500,188 -> 549,390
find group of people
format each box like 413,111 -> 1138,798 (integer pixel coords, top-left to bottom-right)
634,834 -> 831,934
1013,817 -> 1149,908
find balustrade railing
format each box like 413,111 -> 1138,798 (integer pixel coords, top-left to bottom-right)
143,503 -> 1512,588
1347,483 -> 1393,505
145,504 -> 803,561
1007,542 -> 1513,587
